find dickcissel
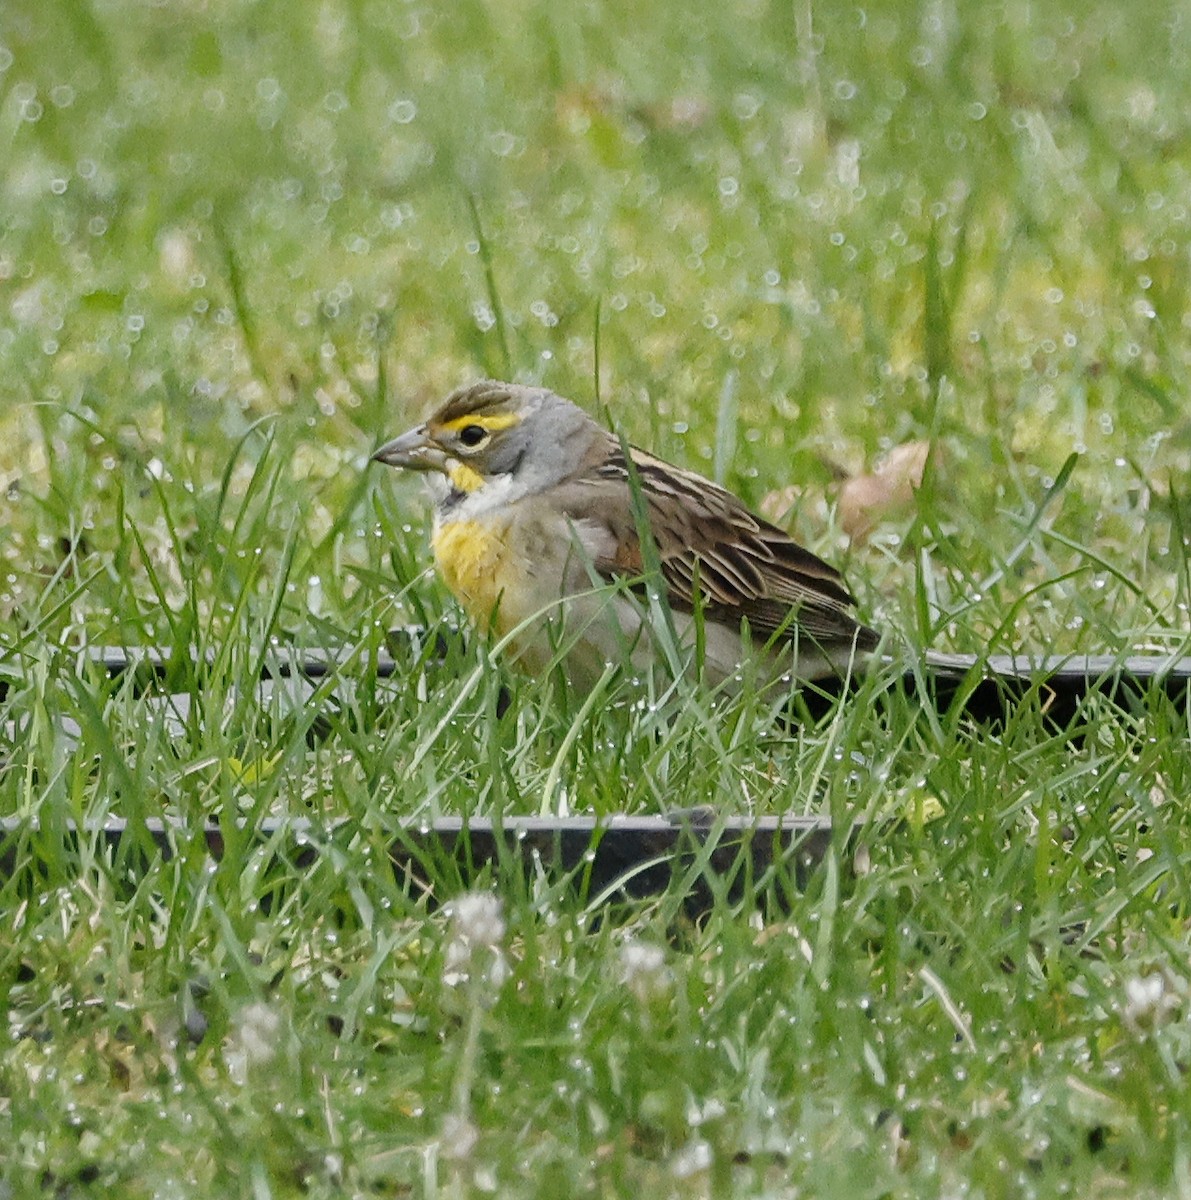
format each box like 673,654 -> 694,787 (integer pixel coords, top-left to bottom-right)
372,380 -> 879,690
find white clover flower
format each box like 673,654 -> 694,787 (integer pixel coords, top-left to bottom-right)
439,1111 -> 479,1161
619,938 -> 671,1003
443,891 -> 509,994
670,1136 -> 713,1179
239,1001 -> 282,1062
225,1000 -> 283,1084
1122,972 -> 1180,1031
447,891 -> 506,949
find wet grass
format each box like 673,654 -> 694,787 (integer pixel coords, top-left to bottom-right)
3,0 -> 1191,1194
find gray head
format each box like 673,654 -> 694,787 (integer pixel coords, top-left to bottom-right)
372,381 -> 601,496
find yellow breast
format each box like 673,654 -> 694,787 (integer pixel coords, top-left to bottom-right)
431,518 -> 519,633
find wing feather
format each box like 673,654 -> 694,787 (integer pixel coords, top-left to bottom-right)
559,443 -> 878,654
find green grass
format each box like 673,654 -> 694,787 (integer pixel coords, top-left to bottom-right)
3,0 -> 1191,1194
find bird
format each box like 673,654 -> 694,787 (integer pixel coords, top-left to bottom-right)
371,380 -> 880,691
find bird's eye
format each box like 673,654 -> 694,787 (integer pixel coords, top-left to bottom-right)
458,424 -> 487,448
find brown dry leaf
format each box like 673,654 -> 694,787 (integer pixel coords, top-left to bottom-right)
838,440 -> 933,543
757,484 -> 802,525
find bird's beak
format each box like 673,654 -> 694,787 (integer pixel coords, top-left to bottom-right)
371,425 -> 446,472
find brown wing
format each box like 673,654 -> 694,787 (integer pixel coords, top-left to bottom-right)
558,444 -> 879,653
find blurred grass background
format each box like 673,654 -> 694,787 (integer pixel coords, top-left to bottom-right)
3,1 -> 1191,1195
4,0 -> 1190,652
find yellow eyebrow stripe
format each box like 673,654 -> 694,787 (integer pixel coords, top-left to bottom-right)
439,412 -> 521,433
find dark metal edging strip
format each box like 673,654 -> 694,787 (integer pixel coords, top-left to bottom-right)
0,815 -> 842,908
